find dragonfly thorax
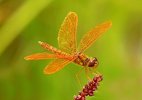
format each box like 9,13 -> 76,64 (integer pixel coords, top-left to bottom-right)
87,57 -> 98,68
74,54 -> 98,68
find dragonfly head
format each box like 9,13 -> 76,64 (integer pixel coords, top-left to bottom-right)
88,57 -> 98,68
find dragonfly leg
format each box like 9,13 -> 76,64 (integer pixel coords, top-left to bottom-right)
75,67 -> 84,87
84,67 -> 91,81
89,68 -> 101,76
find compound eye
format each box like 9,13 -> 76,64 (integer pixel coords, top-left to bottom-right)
93,57 -> 97,61
88,61 -> 95,67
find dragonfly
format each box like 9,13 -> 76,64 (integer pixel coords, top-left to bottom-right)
24,12 -> 112,75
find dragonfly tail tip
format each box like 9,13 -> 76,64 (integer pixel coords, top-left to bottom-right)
38,41 -> 43,44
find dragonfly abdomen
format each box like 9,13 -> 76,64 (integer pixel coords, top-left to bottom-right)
38,41 -> 61,54
38,41 -> 73,60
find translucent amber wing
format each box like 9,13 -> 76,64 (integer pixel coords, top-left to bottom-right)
58,12 -> 78,54
44,59 -> 72,74
24,52 -> 56,60
78,21 -> 112,52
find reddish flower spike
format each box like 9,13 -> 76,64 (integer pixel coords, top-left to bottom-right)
74,74 -> 103,100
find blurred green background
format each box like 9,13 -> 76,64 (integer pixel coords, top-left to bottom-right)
0,0 -> 142,100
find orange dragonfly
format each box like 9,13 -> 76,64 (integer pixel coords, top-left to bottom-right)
24,12 -> 112,75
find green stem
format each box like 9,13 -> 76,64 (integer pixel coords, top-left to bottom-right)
0,0 -> 52,55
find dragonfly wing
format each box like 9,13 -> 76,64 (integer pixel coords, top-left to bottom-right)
44,59 -> 72,74
78,21 -> 112,52
58,12 -> 78,54
24,52 -> 56,60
